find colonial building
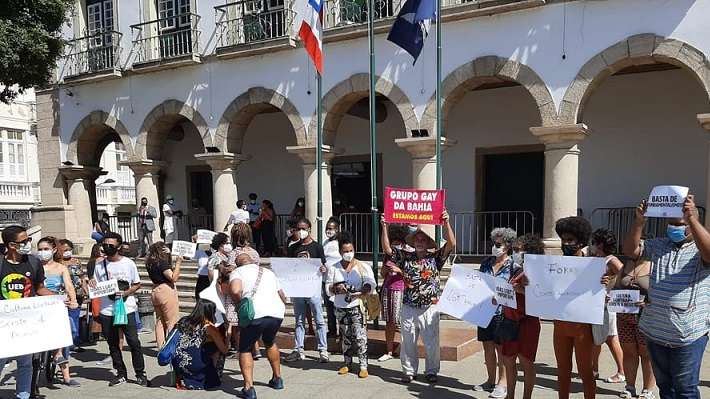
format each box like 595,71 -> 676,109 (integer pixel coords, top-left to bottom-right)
34,0 -> 710,254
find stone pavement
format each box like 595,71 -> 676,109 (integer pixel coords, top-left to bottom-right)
2,321 -> 710,399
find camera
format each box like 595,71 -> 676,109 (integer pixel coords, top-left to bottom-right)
108,280 -> 131,301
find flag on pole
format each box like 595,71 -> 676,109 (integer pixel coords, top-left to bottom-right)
387,0 -> 436,63
293,0 -> 324,74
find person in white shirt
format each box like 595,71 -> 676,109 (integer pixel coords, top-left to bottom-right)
322,217 -> 342,337
224,200 -> 251,232
89,232 -> 148,387
229,253 -> 287,399
326,233 -> 376,378
162,195 -> 180,246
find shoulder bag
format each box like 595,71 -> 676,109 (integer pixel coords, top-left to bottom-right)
238,266 -> 264,327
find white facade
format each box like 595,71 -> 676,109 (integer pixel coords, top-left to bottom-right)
34,0 -> 710,253
95,142 -> 136,216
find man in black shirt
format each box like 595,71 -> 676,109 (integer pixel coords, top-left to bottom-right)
284,218 -> 330,363
0,225 -> 53,399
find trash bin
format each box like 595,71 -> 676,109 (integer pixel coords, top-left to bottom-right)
136,291 -> 155,331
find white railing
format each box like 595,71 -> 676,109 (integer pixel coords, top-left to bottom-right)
0,182 -> 40,203
96,186 -> 137,205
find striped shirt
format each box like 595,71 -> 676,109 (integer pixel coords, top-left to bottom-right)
638,238 -> 710,346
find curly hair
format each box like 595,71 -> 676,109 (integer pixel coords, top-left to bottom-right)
490,227 -> 517,250
146,242 -> 170,269
592,228 -> 617,256
516,234 -> 545,255
230,222 -> 252,247
210,232 -> 229,251
555,216 -> 592,245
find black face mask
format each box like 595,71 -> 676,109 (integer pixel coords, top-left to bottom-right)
561,243 -> 582,256
103,244 -> 119,257
141,202 -> 148,206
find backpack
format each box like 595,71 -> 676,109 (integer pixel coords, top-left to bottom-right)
0,254 -> 43,294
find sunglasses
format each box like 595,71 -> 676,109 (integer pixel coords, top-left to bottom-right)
12,237 -> 32,245
493,242 -> 504,248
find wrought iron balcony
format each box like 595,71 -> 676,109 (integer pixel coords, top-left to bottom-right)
130,13 -> 201,65
63,31 -> 122,78
216,0 -> 295,48
323,0 -> 403,27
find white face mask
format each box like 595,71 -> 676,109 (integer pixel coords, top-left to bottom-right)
325,229 -> 336,239
38,249 -> 54,262
342,252 -> 355,262
63,250 -> 73,259
492,245 -> 506,258
298,229 -> 309,240
18,241 -> 32,255
222,243 -> 233,253
512,252 -> 524,265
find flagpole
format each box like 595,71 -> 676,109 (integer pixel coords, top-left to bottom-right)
435,0 -> 442,245
317,72 -> 323,244
368,0 -> 379,281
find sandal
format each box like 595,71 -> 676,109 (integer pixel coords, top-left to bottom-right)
639,389 -> 656,399
605,373 -> 626,384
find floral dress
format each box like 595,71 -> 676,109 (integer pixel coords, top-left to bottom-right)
173,317 -> 221,390
399,248 -> 449,308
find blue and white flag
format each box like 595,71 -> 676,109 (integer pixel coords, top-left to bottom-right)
387,0 -> 436,63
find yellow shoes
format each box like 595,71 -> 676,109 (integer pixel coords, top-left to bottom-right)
338,366 -> 349,375
358,370 -> 369,379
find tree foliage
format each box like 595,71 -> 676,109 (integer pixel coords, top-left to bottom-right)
0,0 -> 73,103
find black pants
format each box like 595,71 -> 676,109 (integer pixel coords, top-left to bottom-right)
99,313 -> 146,378
323,283 -> 337,335
194,275 -> 210,301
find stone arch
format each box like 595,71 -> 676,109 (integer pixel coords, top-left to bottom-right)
66,110 -> 134,166
421,56 -> 556,133
134,99 -> 212,160
309,74 -> 419,146
559,33 -> 710,124
215,87 -> 307,153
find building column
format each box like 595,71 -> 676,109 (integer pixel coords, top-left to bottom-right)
286,145 -> 339,237
696,113 -> 710,228
194,152 -> 250,231
395,137 -> 456,236
58,165 -> 104,249
125,160 -> 164,244
530,124 -> 589,251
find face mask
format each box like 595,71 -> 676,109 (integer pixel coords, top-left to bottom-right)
63,250 -> 73,259
561,243 -> 581,256
408,225 -> 418,234
325,229 -> 336,239
222,243 -> 233,253
102,244 -> 118,257
250,200 -> 256,204
141,201 -> 147,206
667,225 -> 687,243
512,252 -> 524,265
168,200 -> 174,205
342,252 -> 355,262
298,229 -> 309,240
38,250 -> 54,262
491,245 -> 506,258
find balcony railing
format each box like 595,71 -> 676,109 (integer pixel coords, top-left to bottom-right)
0,182 -> 40,204
323,0 -> 403,28
131,13 -> 201,64
96,185 -> 137,205
216,1 -> 295,48
64,31 -> 122,77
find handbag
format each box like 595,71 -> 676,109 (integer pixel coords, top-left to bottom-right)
158,328 -> 182,366
238,267 -> 264,327
113,297 -> 128,325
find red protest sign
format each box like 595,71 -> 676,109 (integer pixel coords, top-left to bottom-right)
384,187 -> 446,225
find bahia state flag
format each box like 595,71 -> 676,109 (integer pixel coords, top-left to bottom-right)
293,0 -> 324,74
387,0 -> 436,63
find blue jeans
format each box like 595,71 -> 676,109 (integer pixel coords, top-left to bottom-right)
293,296 -> 328,352
68,308 -> 81,346
135,311 -> 143,330
646,334 -> 708,399
0,354 -> 33,399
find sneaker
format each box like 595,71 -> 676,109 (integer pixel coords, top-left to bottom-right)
425,374 -> 438,384
358,370 -> 369,379
268,377 -> 284,390
378,353 -> 394,362
473,381 -> 496,392
63,379 -> 81,387
135,375 -> 150,387
604,373 -> 626,384
252,350 -> 262,360
108,376 -> 127,387
96,356 -> 112,365
56,356 -> 69,366
319,351 -> 330,363
283,351 -> 305,362
489,385 -> 507,398
619,385 -> 636,398
237,387 -> 257,399
639,389 -> 656,399
402,374 -> 415,383
338,366 -> 349,375
71,347 -> 86,354
137,328 -> 152,335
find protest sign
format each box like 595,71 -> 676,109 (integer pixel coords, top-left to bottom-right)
524,255 -> 607,325
88,279 -> 118,299
196,229 -> 217,244
607,290 -> 641,314
0,296 -> 73,358
171,240 -> 197,258
436,265 -> 497,327
490,277 -> 517,309
270,257 -> 322,298
646,185 -> 689,218
384,187 -> 446,225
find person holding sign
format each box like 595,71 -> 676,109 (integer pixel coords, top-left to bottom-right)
378,224 -> 409,363
623,194 -> 710,399
381,211 -> 455,384
473,227 -> 517,398
145,242 -> 182,348
326,233 -> 376,378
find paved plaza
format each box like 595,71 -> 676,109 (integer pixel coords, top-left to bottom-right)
3,321 -> 710,399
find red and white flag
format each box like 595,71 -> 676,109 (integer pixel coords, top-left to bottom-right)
292,0 -> 323,74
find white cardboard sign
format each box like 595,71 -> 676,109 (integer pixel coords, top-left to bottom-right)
0,296 -> 73,358
270,257 -> 322,299
436,266 -> 498,328
88,279 -> 118,299
524,255 -> 607,325
171,240 -> 197,259
607,290 -> 641,314
196,229 -> 217,244
646,185 -> 689,218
